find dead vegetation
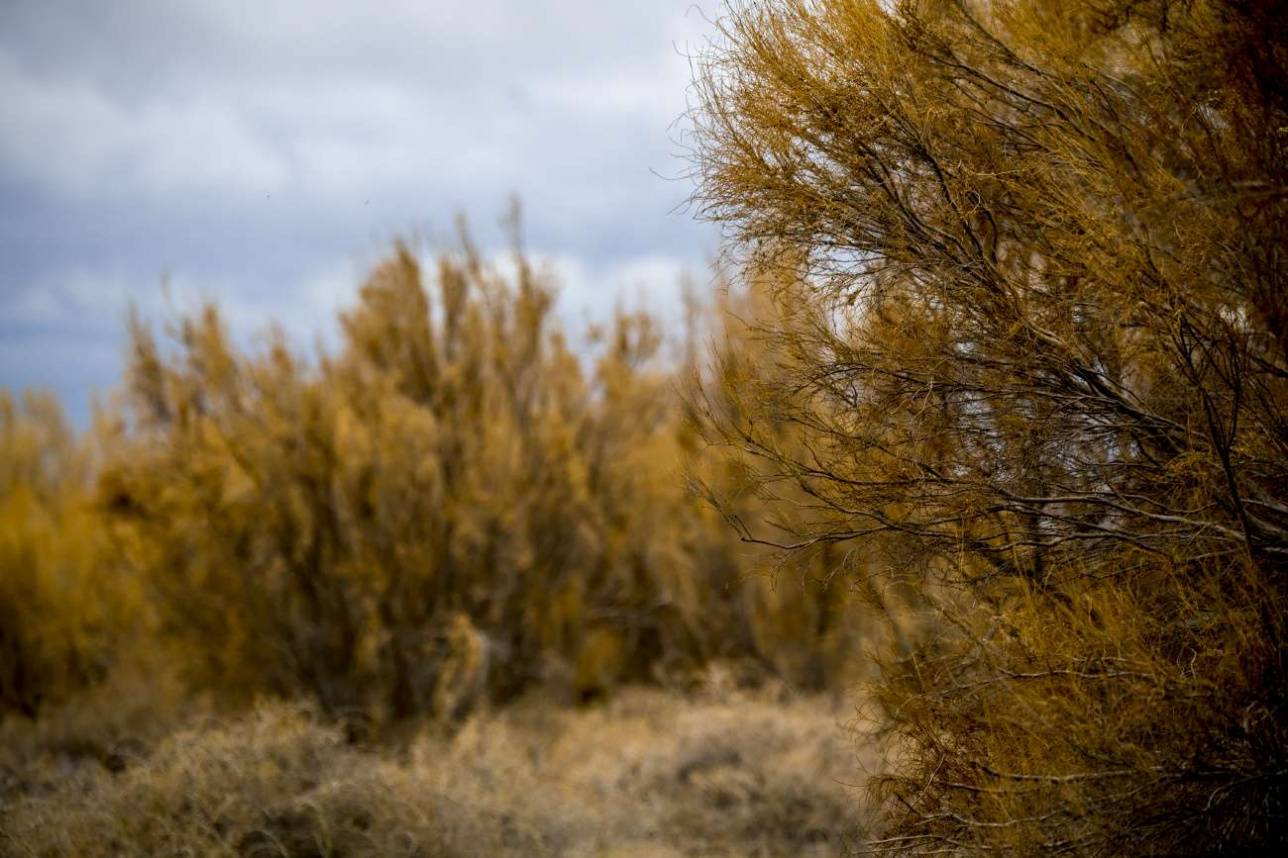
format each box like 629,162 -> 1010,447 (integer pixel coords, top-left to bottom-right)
1,684 -> 862,858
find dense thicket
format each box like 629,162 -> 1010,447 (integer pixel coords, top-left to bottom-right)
693,0 -> 1287,852
0,232 -> 866,728
0,393 -> 132,717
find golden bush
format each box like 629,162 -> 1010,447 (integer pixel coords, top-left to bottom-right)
0,392 -> 135,717
17,227 -> 864,728
693,0 -> 1288,851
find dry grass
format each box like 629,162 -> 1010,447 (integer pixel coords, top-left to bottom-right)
0,680 -> 866,858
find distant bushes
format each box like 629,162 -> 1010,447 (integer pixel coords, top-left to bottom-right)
0,392 -> 135,717
0,229 -> 866,726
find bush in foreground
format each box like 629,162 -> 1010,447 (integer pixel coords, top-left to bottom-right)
693,0 -> 1288,851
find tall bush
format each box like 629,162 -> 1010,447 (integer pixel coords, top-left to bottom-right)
693,0 -> 1288,851
0,392 -> 130,716
95,231 -> 866,723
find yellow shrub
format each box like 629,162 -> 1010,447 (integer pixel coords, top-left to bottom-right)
691,0 -> 1288,850
0,392 -> 133,716
84,229 -> 867,724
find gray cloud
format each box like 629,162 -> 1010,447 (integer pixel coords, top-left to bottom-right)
0,1 -> 720,423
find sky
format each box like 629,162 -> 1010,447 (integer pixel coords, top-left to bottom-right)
0,1 -> 723,424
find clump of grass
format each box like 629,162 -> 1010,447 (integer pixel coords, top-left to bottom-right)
1,684 -> 862,858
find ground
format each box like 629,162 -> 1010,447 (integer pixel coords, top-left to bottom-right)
1,679 -> 872,857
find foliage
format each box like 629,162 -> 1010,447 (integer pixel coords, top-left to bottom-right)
0,392 -> 134,717
692,270 -> 890,686
693,0 -> 1288,852
0,226 -> 866,728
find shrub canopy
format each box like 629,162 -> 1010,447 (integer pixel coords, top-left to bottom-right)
693,0 -> 1288,852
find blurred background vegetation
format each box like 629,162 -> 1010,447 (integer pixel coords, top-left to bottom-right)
0,227 -> 875,858
0,225 -> 873,731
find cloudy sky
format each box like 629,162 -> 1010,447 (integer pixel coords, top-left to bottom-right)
0,1 -> 723,423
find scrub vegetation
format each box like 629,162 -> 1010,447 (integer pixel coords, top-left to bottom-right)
3,0 -> 1286,855
691,0 -> 1288,853
0,231 -> 870,857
